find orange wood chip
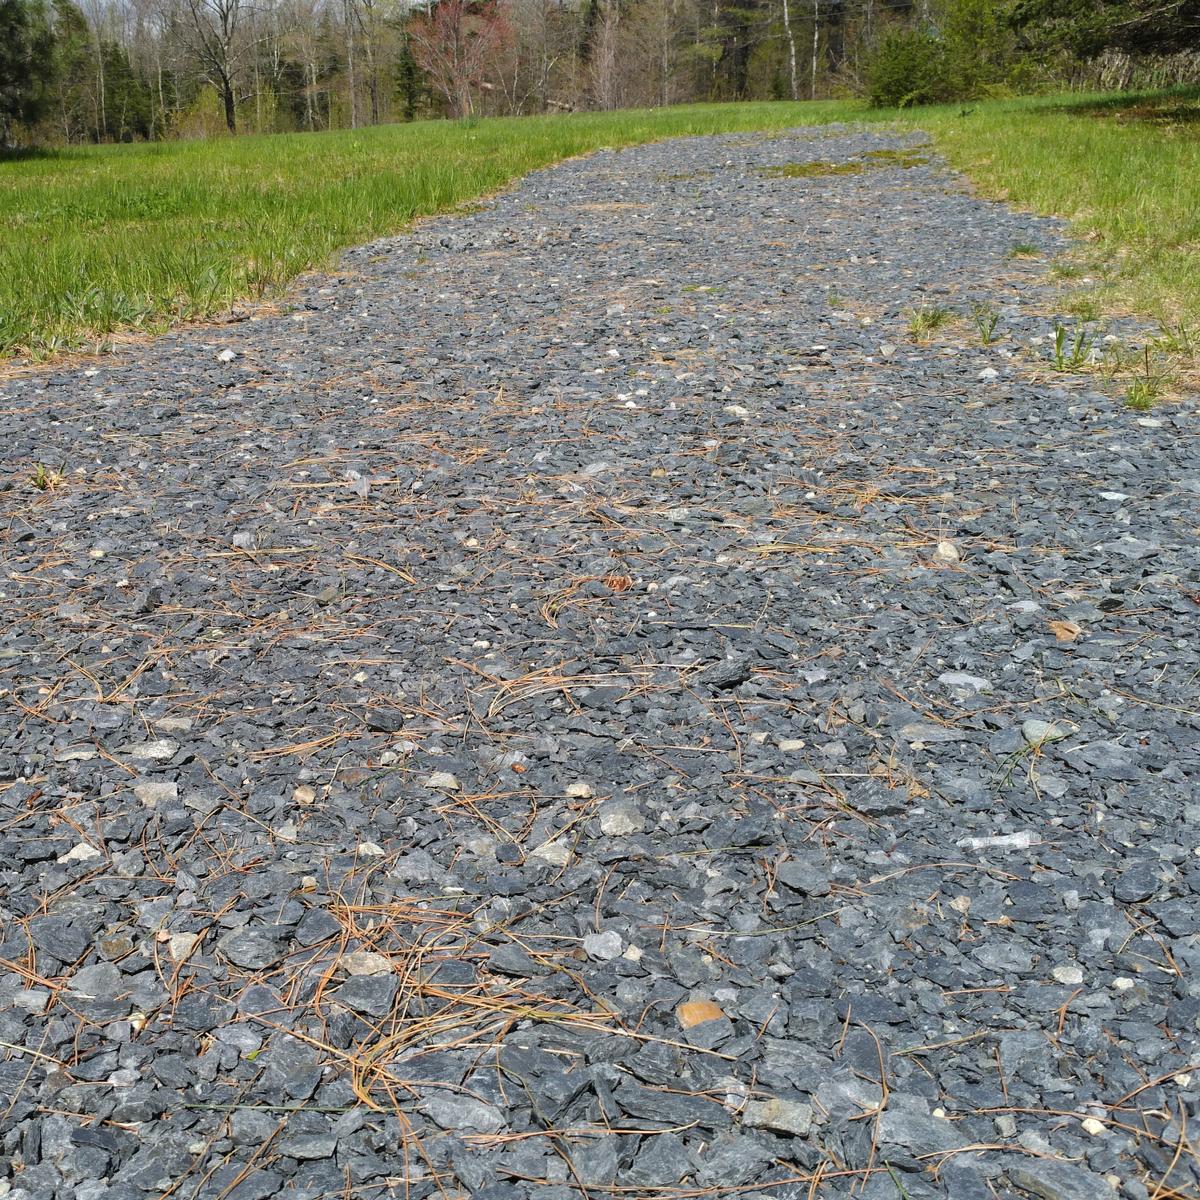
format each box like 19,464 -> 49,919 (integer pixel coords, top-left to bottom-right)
676,1000 -> 725,1029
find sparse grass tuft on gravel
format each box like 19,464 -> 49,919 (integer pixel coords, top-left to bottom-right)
907,304 -> 955,342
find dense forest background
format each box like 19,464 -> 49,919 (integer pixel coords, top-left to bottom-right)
2,0 -> 1198,143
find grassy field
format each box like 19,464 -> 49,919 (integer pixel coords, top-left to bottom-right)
909,90 -> 1200,343
2,90 -> 1197,362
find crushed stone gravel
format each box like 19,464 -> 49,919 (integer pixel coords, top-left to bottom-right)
2,125 -> 1199,1200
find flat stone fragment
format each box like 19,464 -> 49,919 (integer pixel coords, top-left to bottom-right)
14,989 -> 51,1013
627,1132 -> 691,1185
333,974 -> 399,1016
488,943 -> 543,976
697,656 -> 753,688
876,1109 -> 969,1154
851,780 -> 908,816
67,962 -> 122,998
341,950 -> 392,975
1009,1161 -> 1118,1200
58,843 -> 102,864
742,1097 -> 813,1137
123,739 -> 179,761
529,839 -> 572,866
598,799 -> 645,835
278,1135 -> 336,1160
900,721 -> 965,744
419,1094 -> 505,1135
1114,862 -> 1160,902
938,671 -> 992,698
133,779 -> 179,807
583,930 -> 623,961
1050,964 -> 1084,985
217,931 -> 284,970
959,831 -> 1037,851
167,932 -> 202,961
1023,719 -> 1063,745
775,858 -> 831,896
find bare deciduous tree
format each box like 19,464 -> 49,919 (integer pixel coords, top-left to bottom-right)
172,0 -> 243,130
22,0 -> 953,141
409,0 -> 511,118
589,0 -> 619,109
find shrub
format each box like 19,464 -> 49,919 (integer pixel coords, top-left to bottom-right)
866,29 -> 950,108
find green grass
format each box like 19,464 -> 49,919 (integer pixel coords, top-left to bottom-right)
2,88 -> 1198,359
970,302 -> 1000,345
1125,347 -> 1168,409
907,304 -> 956,342
1052,321 -> 1097,369
757,145 -> 929,178
758,159 -> 866,178
0,102 -> 855,358
900,89 -> 1200,334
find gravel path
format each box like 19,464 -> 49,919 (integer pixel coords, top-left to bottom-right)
3,126 -> 1200,1200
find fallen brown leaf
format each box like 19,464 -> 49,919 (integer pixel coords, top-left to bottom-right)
1049,619 -> 1083,643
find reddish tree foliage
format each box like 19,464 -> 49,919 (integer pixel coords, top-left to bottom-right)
408,0 -> 513,118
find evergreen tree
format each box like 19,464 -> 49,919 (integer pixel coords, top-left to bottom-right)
394,32 -> 421,121
0,0 -> 55,141
45,0 -> 91,141
1012,0 -> 1200,57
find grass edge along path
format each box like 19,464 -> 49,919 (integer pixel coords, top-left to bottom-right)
2,90 -> 1197,365
908,91 -> 1200,340
1,101 -> 856,360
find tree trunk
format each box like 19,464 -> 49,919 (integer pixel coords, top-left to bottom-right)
223,78 -> 236,131
781,0 -> 798,100
156,54 -> 166,138
344,0 -> 358,127
95,31 -> 107,139
252,34 -> 262,132
810,0 -> 818,100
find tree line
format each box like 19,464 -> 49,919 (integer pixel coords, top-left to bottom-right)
1,0 -> 1198,143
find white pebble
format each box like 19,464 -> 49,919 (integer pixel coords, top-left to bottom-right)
583,930 -> 623,961
58,843 -> 102,864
